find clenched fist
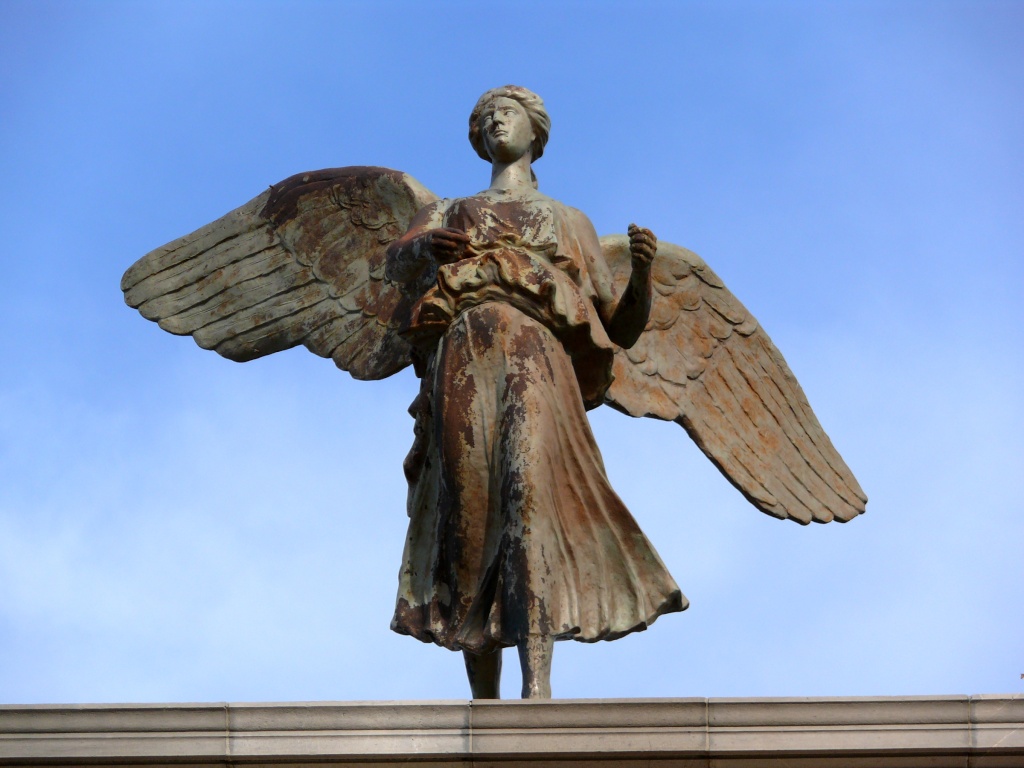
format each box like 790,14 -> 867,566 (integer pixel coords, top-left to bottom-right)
628,223 -> 657,270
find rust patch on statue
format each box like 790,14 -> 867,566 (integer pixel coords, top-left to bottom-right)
509,322 -> 555,383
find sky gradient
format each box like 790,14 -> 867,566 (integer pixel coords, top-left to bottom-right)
1,0 -> 1021,703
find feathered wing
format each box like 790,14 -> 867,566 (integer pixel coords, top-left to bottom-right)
600,235 -> 867,524
121,166 -> 438,380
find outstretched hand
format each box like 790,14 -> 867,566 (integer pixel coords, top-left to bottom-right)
420,227 -> 471,265
628,223 -> 657,270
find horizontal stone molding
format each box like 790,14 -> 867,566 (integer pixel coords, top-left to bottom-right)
0,695 -> 1021,766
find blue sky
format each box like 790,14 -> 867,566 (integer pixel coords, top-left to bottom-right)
1,0 -> 1021,703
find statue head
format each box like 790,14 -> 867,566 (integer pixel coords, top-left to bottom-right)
469,86 -> 550,164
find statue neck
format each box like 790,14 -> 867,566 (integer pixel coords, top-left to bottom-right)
489,153 -> 534,191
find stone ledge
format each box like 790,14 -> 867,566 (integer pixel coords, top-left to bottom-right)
0,695 -> 1021,766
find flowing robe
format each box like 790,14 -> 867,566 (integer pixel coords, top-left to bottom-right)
387,188 -> 686,654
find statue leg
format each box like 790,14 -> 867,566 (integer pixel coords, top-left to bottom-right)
463,648 -> 502,699
517,635 -> 554,699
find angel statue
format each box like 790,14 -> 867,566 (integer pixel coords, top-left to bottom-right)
122,85 -> 866,699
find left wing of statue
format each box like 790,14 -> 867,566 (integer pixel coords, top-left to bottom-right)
600,234 -> 867,524
121,167 -> 437,380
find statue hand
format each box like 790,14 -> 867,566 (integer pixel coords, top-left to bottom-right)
420,227 -> 471,265
628,223 -> 657,271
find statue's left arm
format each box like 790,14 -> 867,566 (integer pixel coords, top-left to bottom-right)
568,208 -> 655,349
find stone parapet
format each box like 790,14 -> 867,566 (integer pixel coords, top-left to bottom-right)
1,695 -> 1021,766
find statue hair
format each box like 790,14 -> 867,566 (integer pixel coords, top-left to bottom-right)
468,85 -> 550,167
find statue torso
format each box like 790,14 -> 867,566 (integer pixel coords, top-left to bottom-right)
403,187 -> 614,405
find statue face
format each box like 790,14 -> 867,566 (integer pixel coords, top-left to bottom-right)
480,97 -> 535,164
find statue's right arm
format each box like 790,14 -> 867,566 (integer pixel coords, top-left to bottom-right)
386,200 -> 468,283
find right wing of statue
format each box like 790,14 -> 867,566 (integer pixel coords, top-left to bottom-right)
121,166 -> 437,381
600,234 -> 867,525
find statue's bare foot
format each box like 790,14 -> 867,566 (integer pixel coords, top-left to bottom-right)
464,648 -> 502,699
518,635 -> 553,699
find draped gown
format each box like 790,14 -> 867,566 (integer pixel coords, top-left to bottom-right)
387,187 -> 686,654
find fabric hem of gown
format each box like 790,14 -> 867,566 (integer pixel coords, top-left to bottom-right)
389,588 -> 689,651
571,587 -> 689,645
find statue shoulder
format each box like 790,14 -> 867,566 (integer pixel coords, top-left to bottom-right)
548,198 -> 600,241
409,196 -> 452,226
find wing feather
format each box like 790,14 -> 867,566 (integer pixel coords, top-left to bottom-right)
743,339 -> 867,508
123,167 -> 439,379
699,364 -> 805,509
157,261 -> 315,336
125,230 -> 280,311
122,196 -> 271,293
682,381 -> 780,509
191,279 -> 326,351
135,244 -> 292,320
214,299 -> 339,361
305,314 -> 371,361
601,234 -> 866,525
712,352 -> 838,522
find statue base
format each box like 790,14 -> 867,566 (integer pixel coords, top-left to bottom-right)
2,695 -> 1021,766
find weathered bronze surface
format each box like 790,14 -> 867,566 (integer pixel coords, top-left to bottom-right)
122,86 -> 866,699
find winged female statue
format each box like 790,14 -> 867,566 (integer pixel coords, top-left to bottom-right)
122,85 -> 866,699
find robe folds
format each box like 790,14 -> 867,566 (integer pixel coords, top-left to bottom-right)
388,188 -> 686,653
